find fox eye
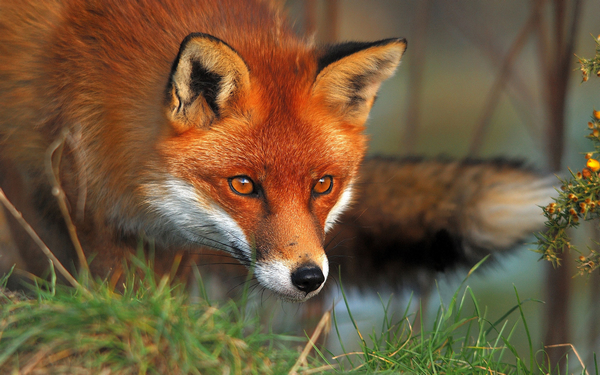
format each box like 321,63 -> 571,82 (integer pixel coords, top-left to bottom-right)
229,176 -> 255,195
313,176 -> 333,195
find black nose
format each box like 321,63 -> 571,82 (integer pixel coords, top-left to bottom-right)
291,265 -> 325,293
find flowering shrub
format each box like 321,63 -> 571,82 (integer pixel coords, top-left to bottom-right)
536,36 -> 600,275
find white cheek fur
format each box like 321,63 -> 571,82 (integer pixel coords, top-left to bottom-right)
144,177 -> 251,256
324,184 -> 353,232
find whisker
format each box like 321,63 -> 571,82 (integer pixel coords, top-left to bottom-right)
167,229 -> 255,268
258,285 -> 276,306
187,261 -> 249,268
324,228 -> 345,250
169,228 -> 234,253
186,222 -> 251,252
181,227 -> 241,252
227,276 -> 258,296
325,236 -> 356,254
327,252 -> 354,259
186,251 -> 252,266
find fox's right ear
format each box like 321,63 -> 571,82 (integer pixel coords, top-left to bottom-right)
165,33 -> 250,133
313,38 -> 406,125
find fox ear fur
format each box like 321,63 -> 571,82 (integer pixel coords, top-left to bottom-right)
313,38 -> 406,124
166,33 -> 250,133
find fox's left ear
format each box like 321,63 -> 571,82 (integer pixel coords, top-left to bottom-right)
313,38 -> 406,124
165,33 -> 251,133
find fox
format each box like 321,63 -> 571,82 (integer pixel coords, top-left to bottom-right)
0,0 -> 555,303
0,0 -> 407,301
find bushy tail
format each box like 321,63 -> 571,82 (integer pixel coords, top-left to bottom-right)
464,169 -> 555,262
326,156 -> 556,290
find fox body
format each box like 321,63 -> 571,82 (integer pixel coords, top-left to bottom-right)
0,0 -> 406,301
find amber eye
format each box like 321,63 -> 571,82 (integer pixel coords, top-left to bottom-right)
313,176 -> 333,195
229,176 -> 255,195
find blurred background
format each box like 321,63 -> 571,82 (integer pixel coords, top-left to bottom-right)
282,0 -> 600,370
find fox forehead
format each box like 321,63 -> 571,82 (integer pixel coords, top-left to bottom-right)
161,108 -> 366,182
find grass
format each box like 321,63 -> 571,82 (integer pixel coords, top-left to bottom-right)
321,262 -> 595,375
322,261 -> 538,374
0,255 -> 595,374
332,288 -> 529,372
0,256 -> 303,374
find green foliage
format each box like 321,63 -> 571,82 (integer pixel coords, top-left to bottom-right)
577,35 -> 600,82
0,256 -> 593,374
536,36 -> 600,275
0,257 -> 300,374
321,259 -> 560,374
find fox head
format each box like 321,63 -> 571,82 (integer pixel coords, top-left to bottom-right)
148,33 -> 406,302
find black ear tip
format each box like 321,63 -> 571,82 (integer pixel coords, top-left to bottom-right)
396,37 -> 407,49
378,37 -> 407,51
178,32 -> 234,52
164,30 -> 251,131
317,37 -> 407,74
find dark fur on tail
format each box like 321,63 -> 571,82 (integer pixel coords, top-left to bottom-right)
325,156 -> 554,291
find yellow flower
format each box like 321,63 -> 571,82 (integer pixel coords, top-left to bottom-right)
587,158 -> 600,172
594,109 -> 600,120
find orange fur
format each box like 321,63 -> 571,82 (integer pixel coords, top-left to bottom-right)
0,0 -> 405,301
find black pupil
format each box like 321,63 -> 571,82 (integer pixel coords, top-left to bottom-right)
316,177 -> 331,193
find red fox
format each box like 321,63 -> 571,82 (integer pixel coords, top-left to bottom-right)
0,0 -> 555,303
0,0 -> 406,301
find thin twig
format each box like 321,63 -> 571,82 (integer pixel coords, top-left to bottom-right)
66,125 -> 88,222
304,0 -> 317,38
542,0 -> 582,369
467,0 -> 545,156
20,346 -> 52,375
589,229 -> 600,358
45,128 -> 89,274
288,311 -> 332,375
0,188 -> 87,295
545,343 -> 589,375
298,363 -> 338,375
445,4 -> 543,151
533,0 -> 551,92
403,0 -> 431,153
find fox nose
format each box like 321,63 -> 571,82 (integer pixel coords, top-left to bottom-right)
291,265 -> 325,293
